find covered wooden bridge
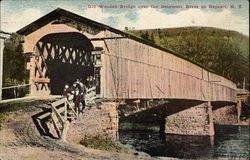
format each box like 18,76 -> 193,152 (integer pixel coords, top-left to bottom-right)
16,8 -> 239,137
17,8 -> 236,102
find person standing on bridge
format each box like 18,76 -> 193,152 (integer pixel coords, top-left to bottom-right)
73,85 -> 81,116
71,82 -> 78,94
63,84 -> 71,100
79,79 -> 87,113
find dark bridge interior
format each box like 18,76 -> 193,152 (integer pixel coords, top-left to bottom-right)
35,32 -> 95,95
119,99 -> 203,123
118,99 -> 238,133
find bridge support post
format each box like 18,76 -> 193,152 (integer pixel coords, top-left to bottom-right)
236,99 -> 242,122
67,102 -> 119,141
28,54 -> 36,95
165,101 -> 215,136
207,101 -> 215,135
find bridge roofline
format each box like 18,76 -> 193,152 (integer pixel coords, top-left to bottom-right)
17,8 -> 234,83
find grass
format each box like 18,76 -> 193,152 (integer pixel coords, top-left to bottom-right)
0,99 -> 53,130
0,113 -> 8,130
80,135 -> 129,153
0,101 -> 29,130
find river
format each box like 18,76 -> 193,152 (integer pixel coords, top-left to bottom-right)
119,125 -> 249,159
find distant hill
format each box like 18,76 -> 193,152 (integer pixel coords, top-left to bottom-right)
126,27 -> 249,88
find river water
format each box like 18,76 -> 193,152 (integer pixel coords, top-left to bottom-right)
119,125 -> 249,159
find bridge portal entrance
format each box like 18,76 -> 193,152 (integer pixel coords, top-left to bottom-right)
29,32 -> 95,95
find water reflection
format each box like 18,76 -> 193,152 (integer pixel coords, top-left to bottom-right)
119,125 -> 249,159
162,134 -> 214,159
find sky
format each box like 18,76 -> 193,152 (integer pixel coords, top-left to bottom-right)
0,0 -> 249,36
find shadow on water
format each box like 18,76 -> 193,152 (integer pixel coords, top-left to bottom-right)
213,125 -> 250,158
119,124 -> 249,159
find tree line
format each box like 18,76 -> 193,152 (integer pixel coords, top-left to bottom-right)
129,27 -> 249,89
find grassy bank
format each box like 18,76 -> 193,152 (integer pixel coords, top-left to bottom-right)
80,135 -> 129,153
0,99 -> 53,130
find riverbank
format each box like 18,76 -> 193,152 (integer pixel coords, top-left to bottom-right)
0,98 -> 157,160
0,97 -> 184,160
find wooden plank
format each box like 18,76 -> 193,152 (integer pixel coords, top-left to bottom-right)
51,112 -> 62,138
34,59 -> 44,77
32,77 -> 50,83
29,56 -> 36,94
57,106 -> 65,114
61,120 -> 70,141
87,86 -> 96,93
66,100 -> 77,116
51,104 -> 65,124
63,101 -> 68,121
51,98 -> 67,107
38,112 -> 51,120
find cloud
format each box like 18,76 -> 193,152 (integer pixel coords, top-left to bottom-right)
114,8 -> 249,36
76,7 -> 249,36
83,7 -> 113,22
1,6 -> 249,36
1,8 -> 42,32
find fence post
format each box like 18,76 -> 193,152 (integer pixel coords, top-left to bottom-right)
236,99 -> 242,122
64,101 -> 67,122
61,120 -> 69,141
0,38 -> 4,101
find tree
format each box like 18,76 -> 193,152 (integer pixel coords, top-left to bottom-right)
3,33 -> 27,87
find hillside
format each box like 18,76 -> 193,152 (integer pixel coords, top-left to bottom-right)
127,27 -> 249,88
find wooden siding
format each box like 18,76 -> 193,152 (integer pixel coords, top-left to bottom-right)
17,8 -> 237,102
101,31 -> 236,102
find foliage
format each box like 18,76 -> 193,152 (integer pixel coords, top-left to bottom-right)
80,135 -> 129,153
3,33 -> 28,87
128,27 -> 249,88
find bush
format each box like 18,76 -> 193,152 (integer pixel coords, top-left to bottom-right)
80,135 -> 129,153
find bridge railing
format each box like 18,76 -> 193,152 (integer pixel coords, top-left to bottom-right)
37,95 -> 75,141
1,84 -> 30,100
37,87 -> 96,140
50,95 -> 76,141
